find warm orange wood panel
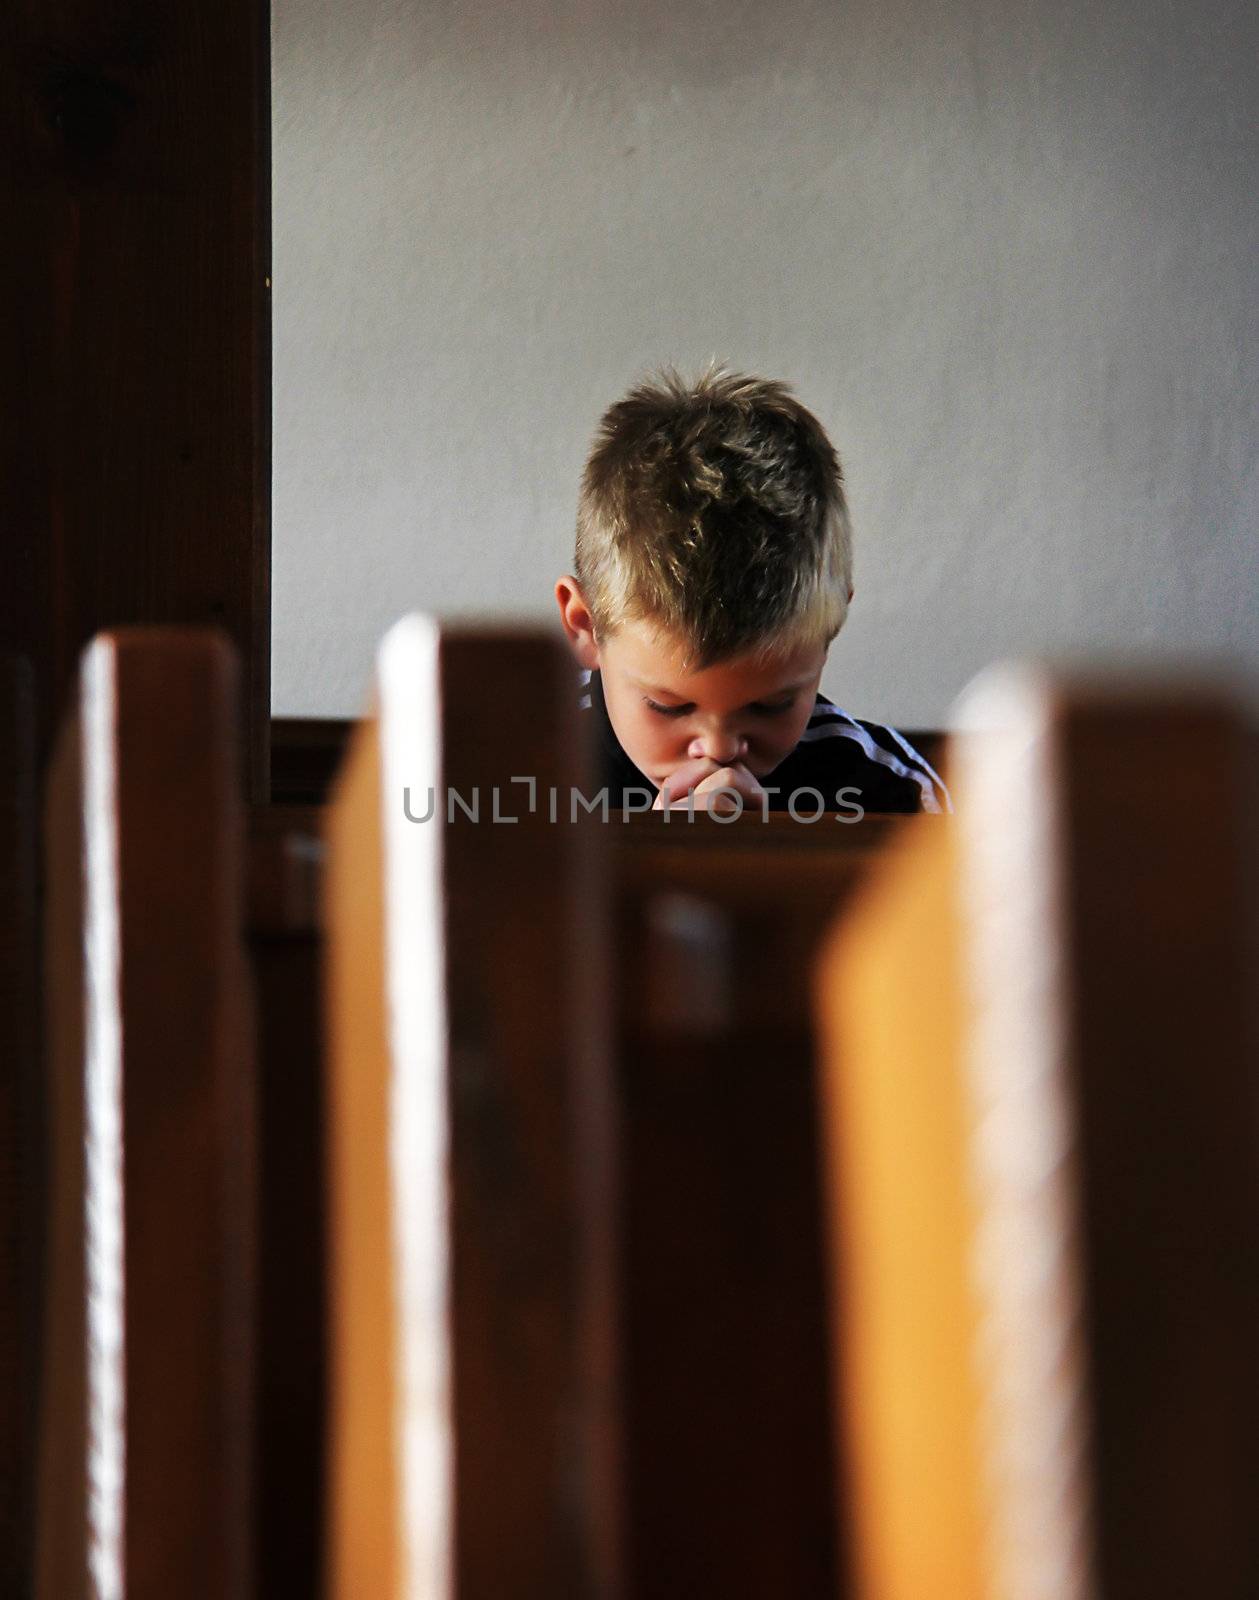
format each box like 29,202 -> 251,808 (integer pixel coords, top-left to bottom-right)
817,668 -> 1259,1600
323,706 -> 403,1599
817,819 -> 990,1600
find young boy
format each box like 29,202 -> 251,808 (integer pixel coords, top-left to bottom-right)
555,366 -> 949,816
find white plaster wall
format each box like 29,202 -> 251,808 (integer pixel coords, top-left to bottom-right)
272,0 -> 1258,727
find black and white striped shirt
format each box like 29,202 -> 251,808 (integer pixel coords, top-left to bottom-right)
579,668 -> 951,815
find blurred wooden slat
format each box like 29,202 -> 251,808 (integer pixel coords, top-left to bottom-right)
38,630 -> 256,1599
817,668 -> 1259,1600
323,619 -> 617,1599
0,658 -> 39,1597
245,802 -> 326,1598
818,812 -> 993,1600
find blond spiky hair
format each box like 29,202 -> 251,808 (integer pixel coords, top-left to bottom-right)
575,364 -> 853,669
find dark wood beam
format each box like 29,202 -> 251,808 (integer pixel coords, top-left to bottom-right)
1,0 -> 271,799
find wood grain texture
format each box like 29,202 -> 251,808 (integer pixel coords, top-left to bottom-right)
38,630 -> 256,1599
323,620 -> 617,1599
0,659 -> 40,1598
818,670 -> 1259,1600
1047,692 -> 1259,1599
1,0 -> 271,800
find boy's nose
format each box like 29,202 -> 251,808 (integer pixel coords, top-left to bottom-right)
689,730 -> 747,764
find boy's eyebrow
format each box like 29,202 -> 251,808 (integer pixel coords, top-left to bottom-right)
753,678 -> 814,698
630,675 -> 813,703
630,681 -> 693,704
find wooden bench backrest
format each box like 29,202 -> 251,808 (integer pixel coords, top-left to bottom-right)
322,619 -> 928,1599
609,813 -> 917,1597
39,631 -> 255,1600
322,618 -> 617,1598
42,626 -> 1259,1597
817,669 -> 1259,1600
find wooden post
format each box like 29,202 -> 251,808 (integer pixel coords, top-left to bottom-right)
323,618 -> 618,1598
817,668 -> 1259,1600
39,631 -> 256,1599
0,0 -> 271,800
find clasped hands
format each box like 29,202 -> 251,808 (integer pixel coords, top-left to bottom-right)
651,755 -> 766,815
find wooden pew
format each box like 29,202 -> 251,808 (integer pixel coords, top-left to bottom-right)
322,616 -> 923,1598
39,631 -> 256,1599
817,668 -> 1259,1600
35,623 -> 1259,1598
322,618 -> 617,1597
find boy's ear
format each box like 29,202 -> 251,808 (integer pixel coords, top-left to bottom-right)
554,576 -> 601,669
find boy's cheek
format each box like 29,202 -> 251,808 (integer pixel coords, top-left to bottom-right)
641,730 -> 683,779
611,707 -> 675,780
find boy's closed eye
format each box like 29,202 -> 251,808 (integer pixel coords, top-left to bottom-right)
642,697 -> 795,717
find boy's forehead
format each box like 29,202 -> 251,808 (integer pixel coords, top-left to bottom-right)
610,618 -> 824,699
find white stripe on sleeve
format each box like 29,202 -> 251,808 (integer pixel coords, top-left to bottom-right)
801,699 -> 950,814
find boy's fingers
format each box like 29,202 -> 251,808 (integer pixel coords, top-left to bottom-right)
693,764 -> 765,801
690,765 -> 766,814
658,756 -> 722,806
658,760 -> 764,811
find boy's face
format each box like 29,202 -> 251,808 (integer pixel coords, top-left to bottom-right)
556,577 -> 826,788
